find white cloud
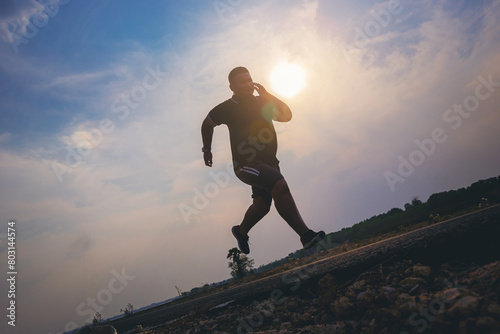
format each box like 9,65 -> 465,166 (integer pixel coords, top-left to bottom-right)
0,132 -> 11,143
0,0 -> 71,48
0,0 -> 43,42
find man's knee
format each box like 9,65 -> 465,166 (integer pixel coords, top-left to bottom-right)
253,196 -> 271,214
271,178 -> 289,197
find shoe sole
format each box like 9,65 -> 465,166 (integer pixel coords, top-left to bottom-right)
303,231 -> 326,249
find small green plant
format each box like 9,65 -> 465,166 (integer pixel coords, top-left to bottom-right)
92,312 -> 102,325
120,303 -> 134,316
227,247 -> 254,279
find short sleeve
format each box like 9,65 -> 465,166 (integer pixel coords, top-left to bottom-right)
208,102 -> 227,125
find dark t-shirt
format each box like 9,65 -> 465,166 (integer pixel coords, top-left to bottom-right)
208,95 -> 279,170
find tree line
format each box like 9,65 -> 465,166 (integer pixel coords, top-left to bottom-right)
331,175 -> 499,244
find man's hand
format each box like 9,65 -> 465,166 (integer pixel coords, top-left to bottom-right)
254,83 -> 270,98
254,83 -> 292,122
204,151 -> 213,167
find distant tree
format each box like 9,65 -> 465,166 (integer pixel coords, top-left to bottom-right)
227,247 -> 254,279
175,285 -> 183,296
405,196 -> 423,211
411,196 -> 422,206
92,312 -> 102,325
120,303 -> 134,316
387,208 -> 404,216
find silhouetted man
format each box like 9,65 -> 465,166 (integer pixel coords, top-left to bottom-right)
201,66 -> 325,254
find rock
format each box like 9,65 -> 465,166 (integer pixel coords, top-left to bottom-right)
439,288 -> 462,303
483,301 -> 500,318
468,261 -> 500,281
440,288 -> 476,304
429,318 -> 454,334
351,279 -> 366,290
400,276 -> 427,288
280,321 -> 292,330
381,286 -> 396,295
284,297 -> 299,310
458,317 -> 476,334
398,296 -> 420,314
331,296 -> 352,318
374,307 -> 401,322
448,295 -> 480,317
297,322 -> 351,334
346,279 -> 367,298
404,267 -> 413,276
319,312 -> 335,324
299,312 -> 313,324
397,293 -> 411,305
416,293 -> 430,305
378,286 -> 398,304
412,264 -> 432,278
475,316 -> 500,332
356,289 -> 375,303
317,274 -> 337,306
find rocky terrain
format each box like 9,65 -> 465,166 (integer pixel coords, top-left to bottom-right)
147,259 -> 500,334
107,206 -> 500,334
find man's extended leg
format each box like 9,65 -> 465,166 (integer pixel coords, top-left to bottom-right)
271,179 -> 309,236
271,179 -> 325,248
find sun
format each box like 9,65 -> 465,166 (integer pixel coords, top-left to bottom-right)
270,62 -> 306,98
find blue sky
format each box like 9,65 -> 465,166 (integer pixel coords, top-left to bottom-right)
1,0 -> 499,333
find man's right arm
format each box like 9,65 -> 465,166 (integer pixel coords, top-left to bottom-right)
201,116 -> 217,167
254,83 -> 292,122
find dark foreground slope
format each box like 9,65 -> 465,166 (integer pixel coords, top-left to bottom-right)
110,205 -> 500,334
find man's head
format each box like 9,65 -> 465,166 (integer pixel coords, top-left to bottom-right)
228,66 -> 254,96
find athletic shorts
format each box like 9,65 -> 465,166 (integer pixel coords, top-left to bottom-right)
235,161 -> 284,203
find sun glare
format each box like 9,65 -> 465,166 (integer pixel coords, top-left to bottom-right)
270,62 -> 306,98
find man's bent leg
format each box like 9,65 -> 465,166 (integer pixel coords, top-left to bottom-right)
239,196 -> 271,236
271,179 -> 309,236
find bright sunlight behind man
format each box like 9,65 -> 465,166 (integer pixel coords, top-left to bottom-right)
270,62 -> 306,98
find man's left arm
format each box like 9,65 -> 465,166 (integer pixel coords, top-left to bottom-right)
254,83 -> 292,122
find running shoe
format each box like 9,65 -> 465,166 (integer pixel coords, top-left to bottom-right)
301,230 -> 326,249
232,225 -> 250,254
